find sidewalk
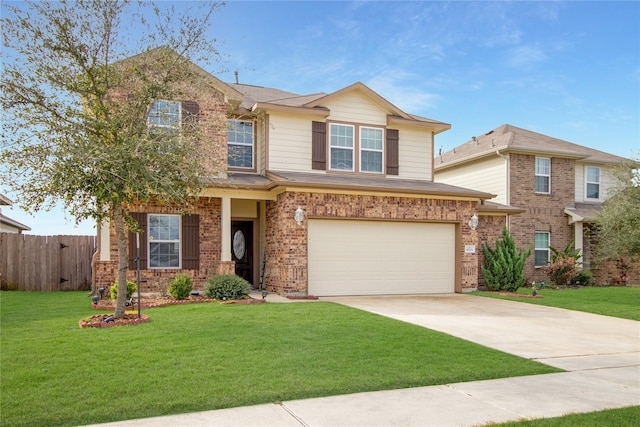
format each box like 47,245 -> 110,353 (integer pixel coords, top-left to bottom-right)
84,366 -> 639,427
86,294 -> 640,427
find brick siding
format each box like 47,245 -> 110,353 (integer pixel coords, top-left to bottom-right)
509,154 -> 576,283
94,197 -> 228,293
264,191 -> 481,295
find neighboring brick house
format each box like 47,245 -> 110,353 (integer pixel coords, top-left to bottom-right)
435,124 -> 638,286
94,50 -> 522,296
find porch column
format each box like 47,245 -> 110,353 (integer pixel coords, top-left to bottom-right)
221,196 -> 232,262
574,221 -> 584,270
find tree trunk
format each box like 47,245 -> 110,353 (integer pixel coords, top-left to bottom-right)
113,204 -> 129,318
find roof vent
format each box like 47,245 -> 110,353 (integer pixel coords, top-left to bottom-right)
472,136 -> 478,145
234,70 -> 239,84
491,139 -> 495,147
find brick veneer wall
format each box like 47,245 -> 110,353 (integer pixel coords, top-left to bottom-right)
509,154 -> 576,283
94,197 -> 231,293
95,69 -> 233,293
264,191 -> 480,295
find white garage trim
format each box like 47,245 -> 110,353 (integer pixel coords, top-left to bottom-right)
308,219 -> 456,296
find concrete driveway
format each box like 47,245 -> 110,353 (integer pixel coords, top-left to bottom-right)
90,293 -> 639,427
323,294 -> 640,371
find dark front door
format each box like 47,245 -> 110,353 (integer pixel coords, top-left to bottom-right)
231,221 -> 253,285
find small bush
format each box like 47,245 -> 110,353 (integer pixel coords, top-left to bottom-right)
544,241 -> 582,286
482,227 -> 531,292
572,270 -> 593,286
204,274 -> 251,300
545,257 -> 578,286
110,279 -> 137,300
168,274 -> 193,300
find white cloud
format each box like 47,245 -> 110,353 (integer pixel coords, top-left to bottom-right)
507,44 -> 548,68
366,72 -> 439,113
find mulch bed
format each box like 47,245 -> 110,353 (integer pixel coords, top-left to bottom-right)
286,295 -> 319,300
91,295 -> 218,310
83,294 -> 266,328
79,313 -> 150,329
497,292 -> 543,298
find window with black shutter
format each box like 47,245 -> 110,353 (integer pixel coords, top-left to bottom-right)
128,213 -> 200,270
312,121 -> 327,170
386,129 -> 399,175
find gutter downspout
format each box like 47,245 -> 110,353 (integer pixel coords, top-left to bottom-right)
496,149 -> 510,229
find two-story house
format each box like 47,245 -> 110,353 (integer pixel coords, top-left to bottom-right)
434,124 -> 638,285
94,51 -> 520,296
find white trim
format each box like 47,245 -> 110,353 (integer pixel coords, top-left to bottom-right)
227,119 -> 255,169
585,165 -> 601,201
535,157 -> 551,194
534,231 -> 550,268
329,123 -> 355,172
147,100 -> 181,130
359,126 -> 384,174
148,213 -> 181,269
221,197 -> 232,262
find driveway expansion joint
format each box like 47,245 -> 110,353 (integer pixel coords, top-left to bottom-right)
276,402 -> 309,427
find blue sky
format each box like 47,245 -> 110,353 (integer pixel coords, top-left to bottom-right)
3,0 -> 639,235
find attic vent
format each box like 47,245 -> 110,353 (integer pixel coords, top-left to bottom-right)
234,70 -> 239,84
485,130 -> 494,135
472,136 -> 477,145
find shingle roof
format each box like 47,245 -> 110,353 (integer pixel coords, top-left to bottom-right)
565,203 -> 602,223
436,124 -> 627,170
268,171 -> 495,200
229,83 -> 326,110
228,82 -> 449,130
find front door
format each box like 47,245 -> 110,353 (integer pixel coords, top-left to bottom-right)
231,221 -> 253,285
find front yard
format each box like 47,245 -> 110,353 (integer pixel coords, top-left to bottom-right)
0,291 -> 559,427
472,286 -> 640,321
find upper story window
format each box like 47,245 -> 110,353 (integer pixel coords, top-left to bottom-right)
360,127 -> 384,173
228,119 -> 254,169
148,214 -> 181,269
535,157 -> 551,194
148,100 -> 181,130
585,166 -> 600,200
329,124 -> 354,171
534,231 -> 550,268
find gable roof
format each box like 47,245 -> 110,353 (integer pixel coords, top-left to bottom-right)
230,81 -> 451,132
117,46 -> 244,105
435,124 -> 627,170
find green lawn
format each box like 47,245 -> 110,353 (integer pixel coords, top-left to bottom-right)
0,291 -> 560,427
472,286 -> 640,320
488,405 -> 640,426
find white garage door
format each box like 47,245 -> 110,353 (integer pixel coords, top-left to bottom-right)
308,219 -> 455,296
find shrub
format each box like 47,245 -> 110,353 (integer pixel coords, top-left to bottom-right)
545,257 -> 578,286
168,274 -> 193,300
204,274 -> 251,300
110,279 -> 137,300
572,270 -> 593,286
482,227 -> 531,292
544,241 -> 582,286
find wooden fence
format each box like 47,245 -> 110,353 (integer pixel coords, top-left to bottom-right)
0,233 -> 96,291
